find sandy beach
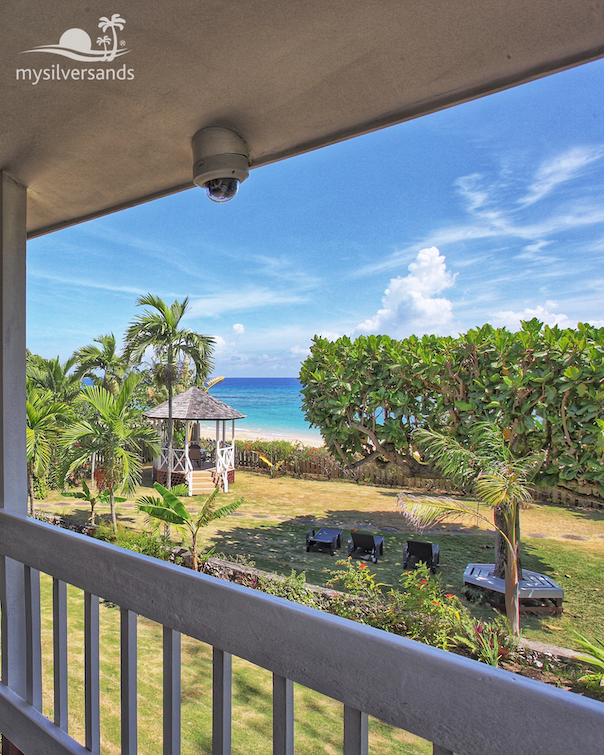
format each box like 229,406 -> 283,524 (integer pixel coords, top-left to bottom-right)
196,422 -> 323,447
232,427 -> 324,447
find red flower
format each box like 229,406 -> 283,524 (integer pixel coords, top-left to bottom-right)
246,445 -> 251,450
421,579 -> 428,584
446,594 -> 454,598
358,563 -> 368,569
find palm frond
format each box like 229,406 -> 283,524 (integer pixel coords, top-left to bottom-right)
210,497 -> 244,521
413,428 -> 481,487
396,493 -> 489,532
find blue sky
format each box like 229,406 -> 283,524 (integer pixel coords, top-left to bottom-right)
28,58 -> 604,377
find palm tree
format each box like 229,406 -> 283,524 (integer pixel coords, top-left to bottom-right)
124,294 -> 215,489
96,35 -> 111,59
62,373 -> 161,533
397,423 -> 543,635
73,333 -> 129,394
137,483 -> 243,571
26,355 -> 82,403
26,385 -> 71,516
65,479 -> 126,526
98,14 -> 126,62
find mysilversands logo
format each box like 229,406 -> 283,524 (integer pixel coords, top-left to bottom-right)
17,14 -> 134,85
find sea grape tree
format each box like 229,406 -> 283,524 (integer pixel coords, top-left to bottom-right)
300,320 -> 604,495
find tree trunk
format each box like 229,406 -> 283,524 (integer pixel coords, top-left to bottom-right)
109,488 -> 117,533
191,532 -> 198,571
167,378 -> 173,491
494,505 -> 522,579
504,545 -> 520,636
27,469 -> 35,517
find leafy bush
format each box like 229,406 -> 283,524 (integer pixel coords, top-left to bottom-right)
32,475 -> 48,500
257,570 -> 325,609
328,561 -> 466,650
300,322 -> 604,495
455,615 -> 515,666
575,633 -> 604,688
93,523 -> 173,561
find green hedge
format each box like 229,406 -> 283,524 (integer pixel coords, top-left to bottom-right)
300,320 -> 604,496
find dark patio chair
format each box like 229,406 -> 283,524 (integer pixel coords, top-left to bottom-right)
188,445 -> 203,469
306,527 -> 343,556
347,532 -> 385,564
403,540 -> 440,573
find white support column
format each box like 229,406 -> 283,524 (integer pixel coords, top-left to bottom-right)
0,172 -> 28,702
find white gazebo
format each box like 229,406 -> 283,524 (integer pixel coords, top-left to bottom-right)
144,387 -> 246,494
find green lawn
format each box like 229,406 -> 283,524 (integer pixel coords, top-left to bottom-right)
33,470 -> 604,751
38,576 -> 430,755
38,469 -> 604,650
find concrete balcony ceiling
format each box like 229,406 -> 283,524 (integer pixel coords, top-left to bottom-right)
2,1 -> 603,238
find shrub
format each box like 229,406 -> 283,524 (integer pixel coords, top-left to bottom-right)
32,475 -> 48,500
257,570 -> 325,609
93,523 -> 173,561
455,615 -> 516,666
328,561 -> 466,649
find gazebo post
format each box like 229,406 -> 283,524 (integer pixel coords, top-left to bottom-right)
184,421 -> 192,495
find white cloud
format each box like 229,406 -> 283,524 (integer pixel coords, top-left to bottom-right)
490,302 -> 572,330
317,330 -> 342,341
514,240 -> 553,261
233,323 -> 245,335
353,247 -> 456,337
519,146 -> 604,207
290,345 -> 311,357
212,335 -> 228,352
354,144 -> 604,278
28,270 -> 147,296
186,288 -> 307,317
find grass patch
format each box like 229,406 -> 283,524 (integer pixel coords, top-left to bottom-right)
37,573 -> 430,754
37,470 -> 604,650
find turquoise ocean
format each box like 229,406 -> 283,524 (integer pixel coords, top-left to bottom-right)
206,377 -> 322,444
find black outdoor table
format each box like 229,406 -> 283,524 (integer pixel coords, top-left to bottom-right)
305,527 -> 344,556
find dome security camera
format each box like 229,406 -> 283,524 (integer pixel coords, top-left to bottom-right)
192,127 -> 250,203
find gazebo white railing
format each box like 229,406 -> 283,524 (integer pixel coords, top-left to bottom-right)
216,441 -> 236,493
154,446 -> 191,476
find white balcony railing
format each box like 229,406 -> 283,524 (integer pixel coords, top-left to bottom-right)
0,510 -> 603,755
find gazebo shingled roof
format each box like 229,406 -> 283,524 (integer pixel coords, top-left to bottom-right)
143,387 -> 246,422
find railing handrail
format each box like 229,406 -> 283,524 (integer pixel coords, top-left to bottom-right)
0,510 -> 602,755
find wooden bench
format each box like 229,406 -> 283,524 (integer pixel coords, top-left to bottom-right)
463,563 -> 564,614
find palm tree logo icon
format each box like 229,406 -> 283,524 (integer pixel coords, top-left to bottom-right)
96,35 -> 112,61
98,14 -> 126,62
20,14 -> 131,62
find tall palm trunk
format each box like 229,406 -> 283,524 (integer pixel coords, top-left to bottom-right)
109,487 -> 117,533
27,465 -> 35,517
109,27 -> 118,62
494,505 -> 522,578
504,544 -> 520,635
